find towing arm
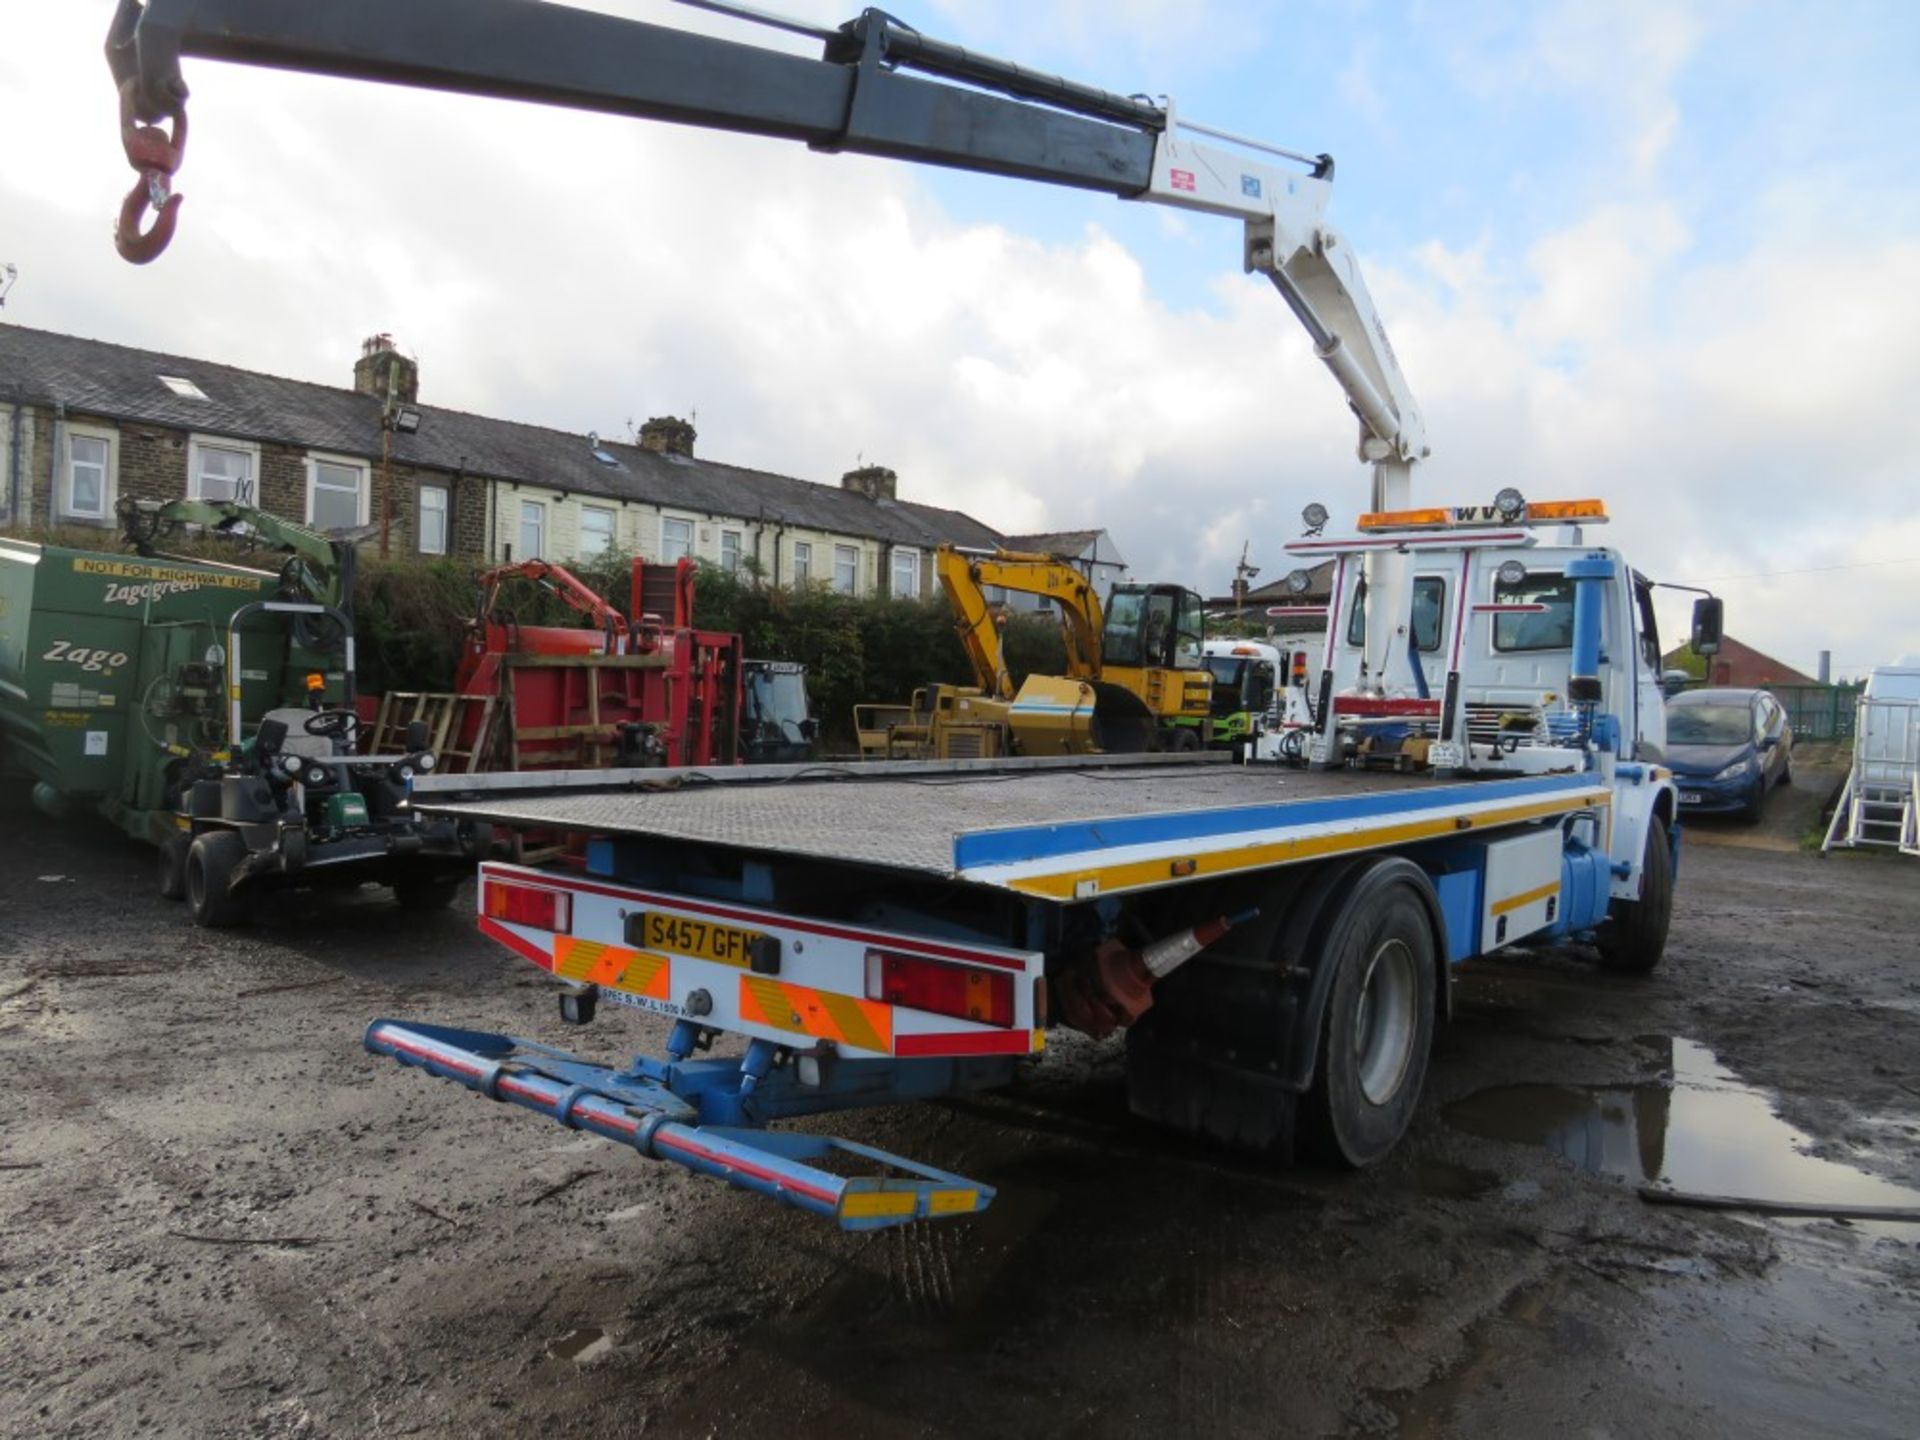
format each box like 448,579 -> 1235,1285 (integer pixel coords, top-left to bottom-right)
104,0 -> 1426,507
935,546 -> 1102,701
120,497 -> 352,611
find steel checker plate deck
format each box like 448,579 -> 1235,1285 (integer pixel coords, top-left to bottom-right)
427,763 -> 1579,870
477,862 -> 1044,1060
432,765 -> 1607,900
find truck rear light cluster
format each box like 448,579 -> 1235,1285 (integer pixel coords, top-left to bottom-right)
485,880 -> 572,933
865,949 -> 1014,1028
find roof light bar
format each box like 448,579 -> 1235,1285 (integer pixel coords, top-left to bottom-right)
1356,499 -> 1608,533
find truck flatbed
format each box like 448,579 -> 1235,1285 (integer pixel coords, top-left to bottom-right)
413,755 -> 1607,901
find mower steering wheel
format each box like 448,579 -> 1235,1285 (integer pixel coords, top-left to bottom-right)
304,709 -> 358,741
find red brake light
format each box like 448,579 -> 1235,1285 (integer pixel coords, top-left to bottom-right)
485,881 -> 572,933
865,950 -> 1014,1028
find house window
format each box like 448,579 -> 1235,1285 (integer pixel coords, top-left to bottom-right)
891,546 -> 921,599
157,374 -> 209,400
720,528 -> 743,575
792,541 -> 812,584
62,430 -> 113,521
519,498 -> 546,560
188,437 -> 258,506
418,484 -> 449,556
661,516 -> 693,563
580,505 -> 616,557
833,544 -> 859,595
306,453 -> 369,532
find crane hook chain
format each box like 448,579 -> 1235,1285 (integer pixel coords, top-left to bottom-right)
114,77 -> 187,264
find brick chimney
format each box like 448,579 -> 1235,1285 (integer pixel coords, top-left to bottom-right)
353,333 -> 418,405
638,416 -> 697,457
841,464 -> 897,501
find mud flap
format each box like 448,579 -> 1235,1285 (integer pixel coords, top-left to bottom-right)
364,1020 -> 993,1229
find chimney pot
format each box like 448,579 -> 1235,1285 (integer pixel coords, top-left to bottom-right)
638,415 -> 697,457
841,464 -> 898,501
353,333 -> 418,404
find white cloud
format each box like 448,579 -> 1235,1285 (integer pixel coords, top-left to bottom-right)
4,1 -> 1915,675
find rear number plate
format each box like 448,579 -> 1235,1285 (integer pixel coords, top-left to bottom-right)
637,911 -> 763,967
1679,792 -> 1702,804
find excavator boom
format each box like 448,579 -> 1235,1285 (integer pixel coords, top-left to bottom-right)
936,547 -> 1103,701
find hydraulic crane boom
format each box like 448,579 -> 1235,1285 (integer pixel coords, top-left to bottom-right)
105,0 -> 1427,513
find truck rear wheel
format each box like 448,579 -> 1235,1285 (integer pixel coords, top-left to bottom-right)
1297,868 -> 1438,1168
1125,856 -> 1441,1167
157,835 -> 190,901
1596,819 -> 1672,973
186,831 -> 249,928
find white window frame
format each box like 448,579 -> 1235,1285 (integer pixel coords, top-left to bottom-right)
720,527 -> 744,575
891,545 -> 921,599
579,503 -> 617,558
304,450 -> 372,531
60,422 -> 118,523
833,543 -> 860,596
792,540 -> 812,584
187,435 -> 261,507
518,498 -> 547,560
418,482 -> 449,556
661,513 -> 695,564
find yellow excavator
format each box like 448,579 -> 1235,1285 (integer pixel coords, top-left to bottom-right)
855,546 -> 1212,759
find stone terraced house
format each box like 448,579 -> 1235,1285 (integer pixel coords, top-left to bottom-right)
0,325 -> 1065,601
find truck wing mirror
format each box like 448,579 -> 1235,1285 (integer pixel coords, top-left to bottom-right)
1690,596 -> 1723,657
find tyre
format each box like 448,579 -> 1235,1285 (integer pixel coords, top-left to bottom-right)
1739,779 -> 1766,824
1596,818 -> 1672,973
185,830 -> 250,928
1167,725 -> 1203,753
157,835 -> 190,901
393,874 -> 463,912
1297,864 -> 1439,1168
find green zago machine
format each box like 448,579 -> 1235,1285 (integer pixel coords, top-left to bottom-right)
0,501 -> 477,925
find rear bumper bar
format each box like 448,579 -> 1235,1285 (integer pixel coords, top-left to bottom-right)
365,1019 -> 994,1229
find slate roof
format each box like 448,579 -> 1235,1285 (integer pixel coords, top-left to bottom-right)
1002,529 -> 1103,557
0,323 -> 1005,550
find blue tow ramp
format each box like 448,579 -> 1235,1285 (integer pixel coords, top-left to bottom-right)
364,1020 -> 993,1229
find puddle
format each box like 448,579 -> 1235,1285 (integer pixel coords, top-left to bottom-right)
1445,1038 -> 1920,1213
547,1326 -> 613,1363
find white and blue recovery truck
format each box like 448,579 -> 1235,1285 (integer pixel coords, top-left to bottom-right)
105,0 -> 1723,1228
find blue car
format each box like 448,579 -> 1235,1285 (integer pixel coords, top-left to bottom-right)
1665,687 -> 1794,820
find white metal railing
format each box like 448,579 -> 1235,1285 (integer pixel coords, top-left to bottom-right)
1824,693 -> 1920,854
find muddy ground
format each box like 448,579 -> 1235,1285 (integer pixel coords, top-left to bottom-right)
3,764 -> 1917,1439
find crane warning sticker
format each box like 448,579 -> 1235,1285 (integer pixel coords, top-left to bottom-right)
84,731 -> 109,757
1170,169 -> 1197,192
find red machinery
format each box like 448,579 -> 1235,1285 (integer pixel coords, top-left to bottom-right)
454,557 -> 741,770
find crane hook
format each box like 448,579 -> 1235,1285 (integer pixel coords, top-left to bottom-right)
114,78 -> 187,264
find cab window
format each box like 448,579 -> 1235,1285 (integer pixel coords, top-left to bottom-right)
1347,576 -> 1446,652
1493,574 -> 1576,652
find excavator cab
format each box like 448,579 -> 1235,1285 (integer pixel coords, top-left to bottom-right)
1097,585 -> 1213,750
1101,585 -> 1206,671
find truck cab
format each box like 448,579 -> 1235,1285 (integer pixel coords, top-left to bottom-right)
1286,496 -> 1672,779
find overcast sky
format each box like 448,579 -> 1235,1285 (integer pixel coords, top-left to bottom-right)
3,0 -> 1916,675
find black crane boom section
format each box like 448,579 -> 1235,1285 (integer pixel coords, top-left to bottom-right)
107,0 -> 1159,197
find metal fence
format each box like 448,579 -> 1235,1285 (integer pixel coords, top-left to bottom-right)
1662,680 -> 1865,740
1769,684 -> 1865,740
